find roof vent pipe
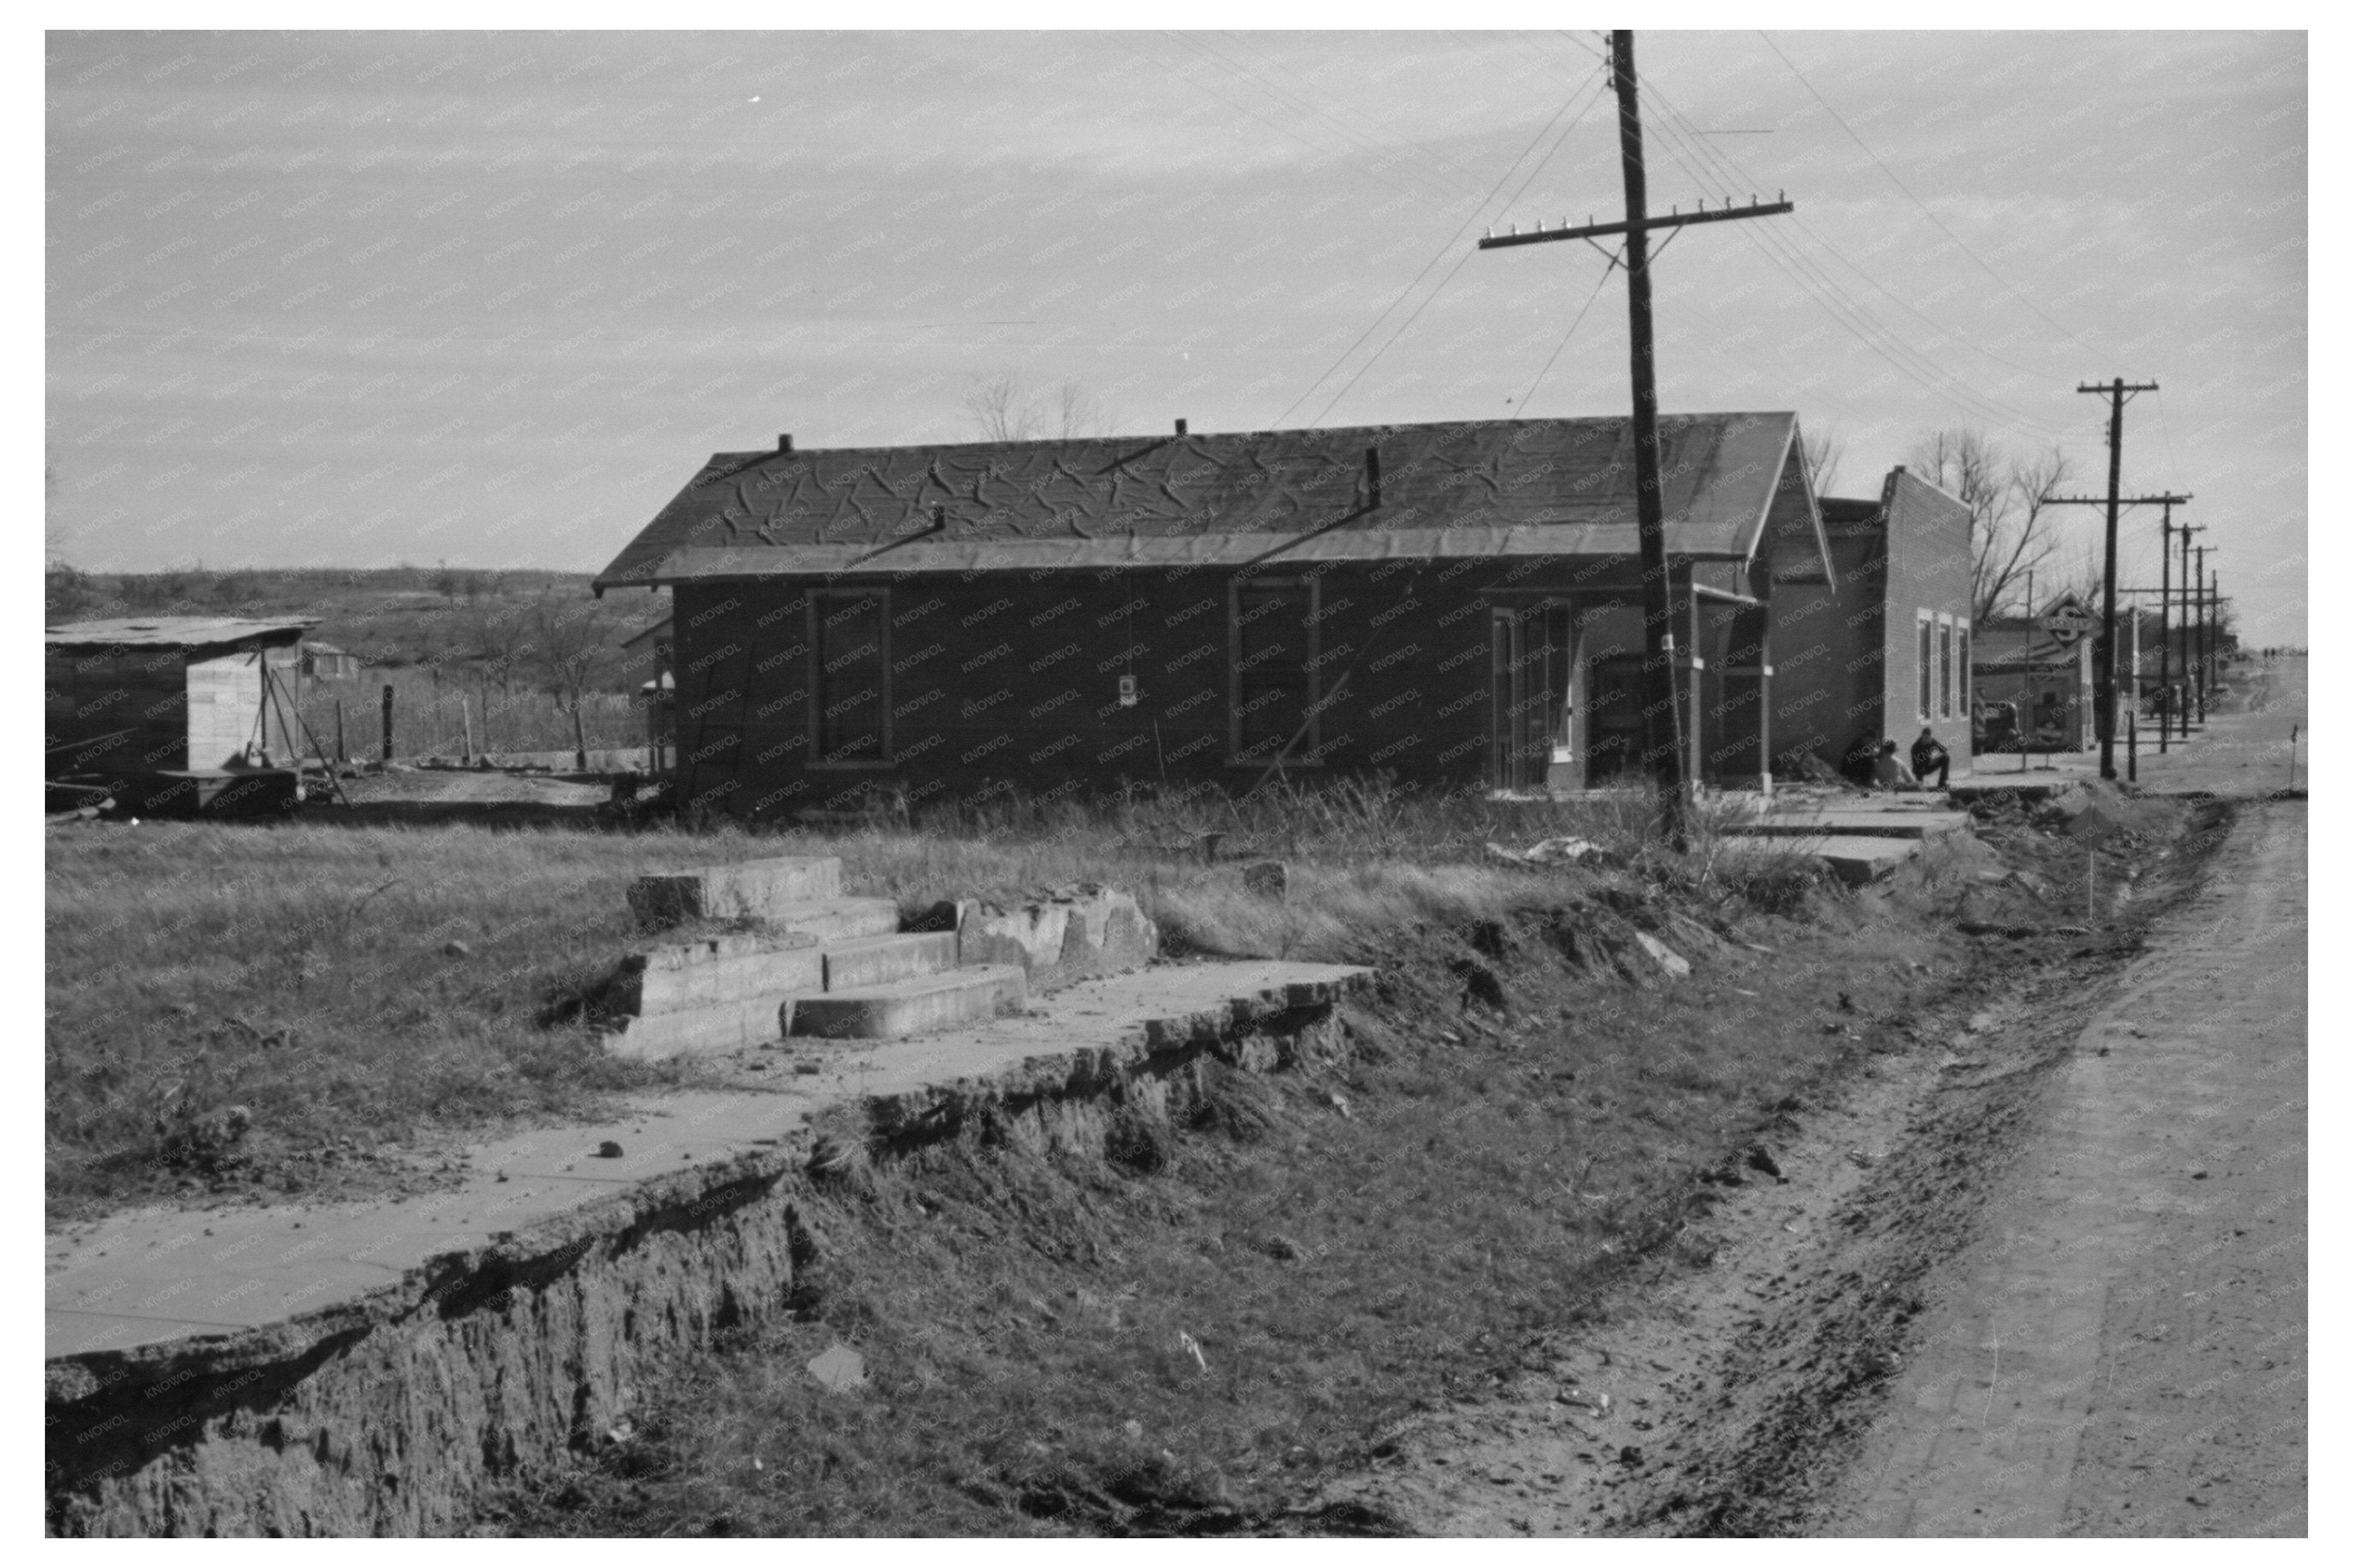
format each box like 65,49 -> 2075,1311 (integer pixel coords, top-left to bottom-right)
777,434 -> 793,452
1175,418 -> 1187,436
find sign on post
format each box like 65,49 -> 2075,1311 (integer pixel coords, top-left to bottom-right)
2038,595 -> 2097,648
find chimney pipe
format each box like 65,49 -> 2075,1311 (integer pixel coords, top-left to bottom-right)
777,434 -> 793,453
1175,418 -> 1187,437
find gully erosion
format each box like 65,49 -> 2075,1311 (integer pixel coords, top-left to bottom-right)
45,744 -> 2272,1536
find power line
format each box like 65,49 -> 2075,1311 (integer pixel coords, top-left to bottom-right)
1635,86 -> 2068,443
1755,30 -> 2133,373
1269,61 -> 1608,428
1517,263 -> 1616,411
1304,67 -> 1613,426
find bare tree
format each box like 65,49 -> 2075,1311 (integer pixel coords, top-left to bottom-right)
526,592 -> 618,769
468,596 -> 533,696
962,373 -> 1112,441
1907,427 -> 2074,623
1797,423 -> 1845,497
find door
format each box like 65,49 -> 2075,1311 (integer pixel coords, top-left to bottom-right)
1585,654 -> 1649,785
1490,607 -> 1563,789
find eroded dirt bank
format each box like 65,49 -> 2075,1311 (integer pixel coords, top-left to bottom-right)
483,796 -> 2223,1538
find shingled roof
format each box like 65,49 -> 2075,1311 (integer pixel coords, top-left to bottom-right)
593,412 -> 1820,590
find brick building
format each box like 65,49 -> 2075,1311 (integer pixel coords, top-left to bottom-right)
1764,466 -> 1976,779
592,414 -> 1839,817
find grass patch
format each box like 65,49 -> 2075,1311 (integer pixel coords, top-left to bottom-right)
43,779 -> 1819,1222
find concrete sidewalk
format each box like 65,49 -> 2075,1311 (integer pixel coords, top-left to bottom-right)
46,959 -> 1370,1362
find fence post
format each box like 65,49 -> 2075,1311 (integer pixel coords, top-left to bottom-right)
381,683 -> 395,763
335,699 -> 346,763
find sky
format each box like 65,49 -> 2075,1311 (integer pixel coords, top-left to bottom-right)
44,28 -> 2307,643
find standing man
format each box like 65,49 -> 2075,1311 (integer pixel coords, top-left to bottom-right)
1910,726 -> 1952,790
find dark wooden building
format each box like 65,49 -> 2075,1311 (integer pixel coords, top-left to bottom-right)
592,415 -> 1837,819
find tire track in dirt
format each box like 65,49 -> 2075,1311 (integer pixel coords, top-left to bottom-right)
1308,798 -> 2242,1536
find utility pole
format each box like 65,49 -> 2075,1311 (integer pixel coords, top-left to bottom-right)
2043,486 -> 2188,752
2043,380 -> 2161,780
2157,504 -> 2174,749
2177,522 -> 2205,731
1476,29 -> 1791,846
2191,545 -> 2210,723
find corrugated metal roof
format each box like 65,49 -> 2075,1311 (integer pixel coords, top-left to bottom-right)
594,413 -> 1809,590
44,616 -> 317,652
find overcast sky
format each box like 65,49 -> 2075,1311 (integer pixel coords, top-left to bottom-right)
45,29 -> 2306,641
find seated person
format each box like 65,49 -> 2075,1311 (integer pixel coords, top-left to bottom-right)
1871,739 -> 1919,792
1910,727 -> 1952,789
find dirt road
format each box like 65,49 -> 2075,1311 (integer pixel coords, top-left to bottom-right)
1824,667 -> 2307,1535
1317,660 -> 2306,1538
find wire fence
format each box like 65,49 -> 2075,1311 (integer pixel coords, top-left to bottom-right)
289,668 -> 647,763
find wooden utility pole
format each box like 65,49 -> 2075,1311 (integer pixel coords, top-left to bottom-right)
1475,29 -> 1791,845
2177,522 -> 2205,731
2045,380 -> 2160,779
2196,552 -> 2217,721
2157,505 -> 2174,749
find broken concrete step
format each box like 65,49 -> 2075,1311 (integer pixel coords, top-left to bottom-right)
932,884 -> 1159,995
627,856 -> 844,930
787,964 -> 1028,1040
1797,837 -> 1920,885
765,897 -> 902,944
608,932 -> 822,1016
820,930 -> 960,992
596,995 -> 790,1062
1723,811 -> 1971,841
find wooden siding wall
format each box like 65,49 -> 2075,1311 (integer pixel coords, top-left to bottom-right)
46,650 -> 191,774
668,564 -> 1715,817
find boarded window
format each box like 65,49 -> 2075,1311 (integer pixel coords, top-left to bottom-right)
1917,616 -> 1935,721
1230,579 -> 1314,763
810,590 -> 888,763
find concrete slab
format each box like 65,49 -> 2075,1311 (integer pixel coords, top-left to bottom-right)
611,932 -> 823,1016
44,960 -> 1371,1360
596,994 -> 791,1060
1713,834 -> 1922,887
1724,810 -> 1972,841
763,897 -> 903,944
820,930 -> 960,991
788,964 -> 1028,1040
626,856 -> 843,929
1947,780 -> 2075,804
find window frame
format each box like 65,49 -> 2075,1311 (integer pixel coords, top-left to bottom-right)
1957,622 -> 1970,718
1938,616 -> 1956,720
1226,573 -> 1322,768
1916,610 -> 1935,723
806,585 -> 893,769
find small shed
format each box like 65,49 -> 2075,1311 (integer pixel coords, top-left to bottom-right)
46,616 -> 318,777
299,641 -> 361,680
